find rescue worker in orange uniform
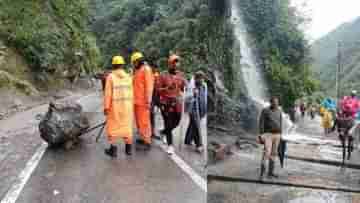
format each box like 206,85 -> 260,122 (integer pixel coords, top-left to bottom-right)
131,52 -> 155,150
151,64 -> 161,140
104,56 -> 134,157
157,54 -> 187,154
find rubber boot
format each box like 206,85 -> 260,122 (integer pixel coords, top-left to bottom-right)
125,144 -> 132,156
144,143 -> 152,151
136,139 -> 145,145
104,145 -> 117,157
259,162 -> 266,180
267,160 -> 279,178
348,139 -> 353,160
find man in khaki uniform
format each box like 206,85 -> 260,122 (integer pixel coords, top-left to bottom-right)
258,96 -> 282,179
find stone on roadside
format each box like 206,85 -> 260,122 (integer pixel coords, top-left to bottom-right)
38,100 -> 90,148
208,142 -> 231,163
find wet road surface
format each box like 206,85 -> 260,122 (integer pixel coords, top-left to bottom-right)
0,91 -> 206,203
208,116 -> 360,203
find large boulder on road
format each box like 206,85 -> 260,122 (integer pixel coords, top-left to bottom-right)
39,100 -> 90,148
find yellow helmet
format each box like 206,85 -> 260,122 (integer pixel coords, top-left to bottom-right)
112,56 -> 126,65
131,52 -> 144,65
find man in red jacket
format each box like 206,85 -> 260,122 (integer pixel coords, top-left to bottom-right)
156,54 -> 187,154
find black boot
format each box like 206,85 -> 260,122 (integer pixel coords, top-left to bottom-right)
125,144 -> 132,155
136,139 -> 145,145
144,143 -> 152,151
348,142 -> 353,160
104,145 -> 117,157
267,160 -> 279,178
259,162 -> 266,180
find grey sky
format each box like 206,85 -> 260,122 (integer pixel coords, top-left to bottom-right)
292,0 -> 360,40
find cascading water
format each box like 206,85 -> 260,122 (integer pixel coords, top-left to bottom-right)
230,0 -> 294,133
230,0 -> 268,104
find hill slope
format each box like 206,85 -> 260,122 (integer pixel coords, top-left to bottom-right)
0,0 -> 101,91
311,16 -> 360,94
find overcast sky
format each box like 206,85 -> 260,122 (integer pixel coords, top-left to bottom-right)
292,0 -> 360,40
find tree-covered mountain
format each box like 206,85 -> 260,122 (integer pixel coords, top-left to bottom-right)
311,16 -> 360,95
0,0 -> 101,91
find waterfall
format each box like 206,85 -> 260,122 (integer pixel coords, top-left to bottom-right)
230,0 -> 268,103
230,0 -> 294,134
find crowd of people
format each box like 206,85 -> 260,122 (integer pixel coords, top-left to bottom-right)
99,52 -> 207,157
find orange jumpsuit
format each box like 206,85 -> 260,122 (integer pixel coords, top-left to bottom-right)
133,64 -> 154,144
104,69 -> 133,144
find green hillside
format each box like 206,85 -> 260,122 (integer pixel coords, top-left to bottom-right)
311,16 -> 360,95
0,0 -> 101,91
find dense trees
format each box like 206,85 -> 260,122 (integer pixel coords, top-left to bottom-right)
0,0 -> 101,80
91,0 -> 233,83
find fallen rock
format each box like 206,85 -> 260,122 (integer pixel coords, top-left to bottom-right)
208,141 -> 232,163
39,100 -> 90,147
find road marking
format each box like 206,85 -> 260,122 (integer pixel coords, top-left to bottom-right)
0,94 -> 97,203
159,143 -> 207,192
1,143 -> 47,203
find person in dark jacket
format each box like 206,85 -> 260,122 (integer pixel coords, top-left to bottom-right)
258,96 -> 282,179
332,110 -> 355,160
184,71 -> 207,153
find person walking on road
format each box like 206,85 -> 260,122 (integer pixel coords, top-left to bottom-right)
184,71 -> 207,153
300,102 -> 306,118
321,110 -> 333,135
332,110 -> 355,161
258,96 -> 282,179
104,56 -> 134,157
156,54 -> 187,154
132,52 -> 155,150
310,105 -> 316,120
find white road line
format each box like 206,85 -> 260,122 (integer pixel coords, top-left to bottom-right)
159,144 -> 207,192
0,94 -> 96,203
1,143 -> 47,203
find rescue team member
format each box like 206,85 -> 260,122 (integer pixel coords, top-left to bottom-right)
150,64 -> 161,140
131,52 -> 154,150
258,96 -> 282,179
157,54 -> 187,154
104,56 -> 134,157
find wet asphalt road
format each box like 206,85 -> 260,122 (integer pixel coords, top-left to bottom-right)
208,116 -> 360,203
0,91 -> 206,203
